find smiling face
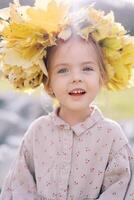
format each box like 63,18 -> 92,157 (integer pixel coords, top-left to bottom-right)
46,35 -> 102,114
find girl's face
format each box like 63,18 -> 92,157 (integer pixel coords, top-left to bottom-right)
47,36 -> 101,113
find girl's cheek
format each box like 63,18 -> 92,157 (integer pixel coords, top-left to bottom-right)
56,75 -> 69,81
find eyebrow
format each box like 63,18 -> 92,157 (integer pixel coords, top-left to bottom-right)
54,61 -> 97,68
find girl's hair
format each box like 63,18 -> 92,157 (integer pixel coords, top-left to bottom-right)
43,34 -> 108,98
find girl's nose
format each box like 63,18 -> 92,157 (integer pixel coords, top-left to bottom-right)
71,70 -> 83,83
72,78 -> 82,83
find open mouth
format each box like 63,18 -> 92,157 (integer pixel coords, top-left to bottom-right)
68,88 -> 86,96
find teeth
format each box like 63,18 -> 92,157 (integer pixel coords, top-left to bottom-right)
73,90 -> 82,94
70,89 -> 85,94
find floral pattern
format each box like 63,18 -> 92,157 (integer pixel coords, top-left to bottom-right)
1,105 -> 134,200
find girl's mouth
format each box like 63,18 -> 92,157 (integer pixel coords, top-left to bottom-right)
68,88 -> 86,96
69,92 -> 86,96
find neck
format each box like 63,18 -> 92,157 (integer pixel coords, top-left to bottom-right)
58,106 -> 93,126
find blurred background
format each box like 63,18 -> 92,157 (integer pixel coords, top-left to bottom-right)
0,0 -> 134,192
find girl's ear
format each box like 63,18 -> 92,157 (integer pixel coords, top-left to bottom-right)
48,86 -> 55,96
49,87 -> 54,95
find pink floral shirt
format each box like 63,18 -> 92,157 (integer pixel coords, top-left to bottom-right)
1,106 -> 134,200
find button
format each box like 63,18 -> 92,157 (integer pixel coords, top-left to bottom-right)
59,124 -> 71,130
64,125 -> 71,130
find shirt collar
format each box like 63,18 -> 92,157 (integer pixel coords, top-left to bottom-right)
49,105 -> 104,136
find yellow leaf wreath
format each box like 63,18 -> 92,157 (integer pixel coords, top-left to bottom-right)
0,0 -> 134,91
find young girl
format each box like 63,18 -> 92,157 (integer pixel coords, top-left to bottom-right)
0,1 -> 134,200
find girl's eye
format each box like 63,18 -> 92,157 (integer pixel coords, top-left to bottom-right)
83,66 -> 93,71
57,68 -> 69,74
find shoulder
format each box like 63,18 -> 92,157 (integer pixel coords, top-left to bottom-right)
31,114 -> 51,127
18,114 -> 52,154
100,116 -> 129,154
101,117 -> 124,133
29,113 -> 51,129
23,114 -> 51,139
94,106 -> 125,137
101,117 -> 126,137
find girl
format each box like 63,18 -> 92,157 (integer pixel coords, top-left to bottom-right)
0,1 -> 134,200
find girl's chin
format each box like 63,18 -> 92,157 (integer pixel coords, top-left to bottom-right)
66,104 -> 90,111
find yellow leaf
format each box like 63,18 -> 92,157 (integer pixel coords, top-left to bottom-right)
101,37 -> 123,50
27,0 -> 69,33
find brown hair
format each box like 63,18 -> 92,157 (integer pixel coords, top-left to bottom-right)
43,34 -> 108,98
